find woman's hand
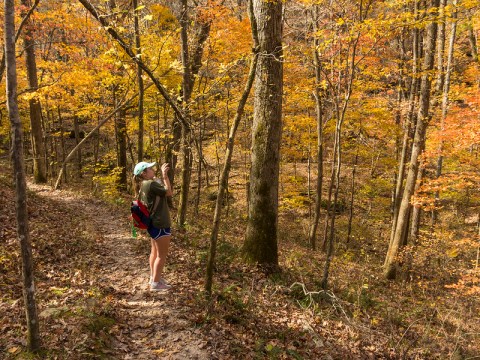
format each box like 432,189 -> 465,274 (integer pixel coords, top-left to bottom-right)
160,163 -> 173,196
161,163 -> 170,178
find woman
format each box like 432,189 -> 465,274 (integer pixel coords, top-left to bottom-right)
133,161 -> 173,291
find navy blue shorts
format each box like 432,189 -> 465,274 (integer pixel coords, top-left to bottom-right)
147,226 -> 171,240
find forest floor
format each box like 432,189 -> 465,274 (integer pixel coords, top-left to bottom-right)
1,180 -> 211,359
1,169 -> 479,359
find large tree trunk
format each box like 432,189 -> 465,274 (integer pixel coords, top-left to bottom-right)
5,0 -> 41,351
243,0 -> 283,266
384,0 -> 440,280
21,0 -> 46,183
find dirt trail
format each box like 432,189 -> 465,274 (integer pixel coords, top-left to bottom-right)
29,183 -> 210,359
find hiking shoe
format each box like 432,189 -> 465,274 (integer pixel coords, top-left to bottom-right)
150,281 -> 170,291
149,278 -> 171,288
159,278 -> 172,289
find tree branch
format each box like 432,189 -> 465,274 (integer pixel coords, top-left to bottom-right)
77,0 -> 190,130
53,84 -> 152,189
0,0 -> 40,82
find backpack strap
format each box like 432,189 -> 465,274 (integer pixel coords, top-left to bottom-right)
150,195 -> 160,218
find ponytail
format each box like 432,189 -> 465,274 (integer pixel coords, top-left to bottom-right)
133,174 -> 142,197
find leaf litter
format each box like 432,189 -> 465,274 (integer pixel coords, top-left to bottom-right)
1,175 -> 479,359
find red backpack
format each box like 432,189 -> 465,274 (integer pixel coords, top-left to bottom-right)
131,196 -> 160,229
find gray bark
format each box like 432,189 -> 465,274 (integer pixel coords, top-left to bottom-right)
243,0 -> 283,266
320,29 -> 360,289
384,0 -> 440,279
57,107 -> 67,183
116,107 -> 127,190
389,0 -> 420,252
347,151 -> 359,244
73,115 -> 82,176
176,0 -> 211,226
410,166 -> 425,244
177,0 -> 193,227
308,5 -> 325,251
21,0 -> 46,183
5,0 -> 41,351
468,20 -> 478,65
433,0 -> 458,223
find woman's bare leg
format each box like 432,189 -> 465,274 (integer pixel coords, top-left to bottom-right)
149,239 -> 158,281
152,235 -> 171,282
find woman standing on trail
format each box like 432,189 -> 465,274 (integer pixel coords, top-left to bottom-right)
133,161 -> 173,291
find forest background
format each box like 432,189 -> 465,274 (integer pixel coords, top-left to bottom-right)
0,0 -> 479,358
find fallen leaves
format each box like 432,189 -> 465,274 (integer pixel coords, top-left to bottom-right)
2,176 -> 479,359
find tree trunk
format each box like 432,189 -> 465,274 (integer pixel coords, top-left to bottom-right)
166,115 -> 181,207
433,0 -> 458,223
410,166 -> 425,244
5,0 -> 41,351
434,0 -> 447,97
321,153 -> 335,252
205,0 -> 259,294
321,118 -> 342,289
133,0 -> 145,162
347,150 -> 359,244
57,107 -> 67,183
320,25 -> 360,288
73,115 -> 82,177
176,0 -> 211,226
389,0 -> 420,251
21,0 -> 46,183
177,125 -> 192,226
308,5 -> 325,251
116,107 -> 127,190
468,19 -> 479,67
243,0 -> 283,266
176,0 -> 192,226
194,123 -> 203,216
384,0 -> 439,280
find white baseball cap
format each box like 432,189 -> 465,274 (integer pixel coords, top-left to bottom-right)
133,161 -> 156,176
